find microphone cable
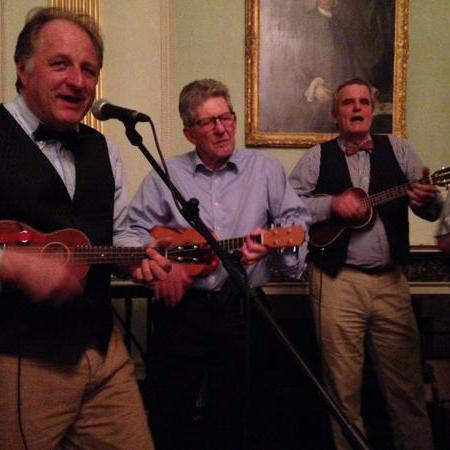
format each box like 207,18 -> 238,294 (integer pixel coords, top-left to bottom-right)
17,344 -> 30,450
144,119 -> 186,220
316,248 -> 325,362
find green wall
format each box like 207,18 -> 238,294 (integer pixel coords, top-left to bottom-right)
407,1 -> 450,166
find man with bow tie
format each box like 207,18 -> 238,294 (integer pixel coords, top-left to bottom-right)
289,78 -> 441,450
0,7 -> 170,450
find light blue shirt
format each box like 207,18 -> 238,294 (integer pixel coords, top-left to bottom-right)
129,148 -> 310,290
289,135 -> 442,268
3,96 -> 141,248
436,191 -> 450,237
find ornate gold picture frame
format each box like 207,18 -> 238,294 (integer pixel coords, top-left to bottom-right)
245,0 -> 409,148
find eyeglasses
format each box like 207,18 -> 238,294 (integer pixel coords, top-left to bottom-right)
192,112 -> 236,130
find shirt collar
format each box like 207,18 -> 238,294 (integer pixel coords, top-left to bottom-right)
4,95 -> 79,141
192,148 -> 239,174
4,95 -> 41,139
337,135 -> 372,152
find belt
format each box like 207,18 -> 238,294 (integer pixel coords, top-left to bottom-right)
344,264 -> 396,275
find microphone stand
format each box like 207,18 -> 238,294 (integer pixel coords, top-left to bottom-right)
123,120 -> 370,450
250,288 -> 370,450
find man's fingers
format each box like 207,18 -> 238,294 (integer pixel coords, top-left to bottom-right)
408,182 -> 439,206
131,266 -> 144,282
139,258 -> 169,283
145,247 -> 172,273
241,235 -> 268,265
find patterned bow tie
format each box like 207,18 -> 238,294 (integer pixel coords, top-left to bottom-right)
33,123 -> 80,151
344,140 -> 374,156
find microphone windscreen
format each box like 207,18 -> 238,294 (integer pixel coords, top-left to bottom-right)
91,98 -> 109,120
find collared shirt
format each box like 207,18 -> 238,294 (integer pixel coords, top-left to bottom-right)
289,135 -> 442,268
435,191 -> 450,237
3,96 -> 141,248
129,148 -> 310,290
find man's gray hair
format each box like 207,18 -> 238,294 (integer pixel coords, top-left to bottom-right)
14,7 -> 103,93
179,79 -> 234,127
331,78 -> 376,116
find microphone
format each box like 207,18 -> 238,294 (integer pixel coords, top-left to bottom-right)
91,98 -> 150,123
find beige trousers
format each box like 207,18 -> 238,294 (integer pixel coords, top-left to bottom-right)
0,327 -> 154,450
309,264 -> 434,450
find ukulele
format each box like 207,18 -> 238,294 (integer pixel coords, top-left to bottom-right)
0,221 -> 213,280
0,221 -> 305,279
309,166 -> 450,248
150,225 -> 305,277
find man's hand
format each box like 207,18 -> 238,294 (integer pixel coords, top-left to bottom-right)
154,264 -> 193,307
240,228 -> 268,265
407,166 -> 440,208
1,250 -> 82,306
130,245 -> 172,285
331,189 -> 369,221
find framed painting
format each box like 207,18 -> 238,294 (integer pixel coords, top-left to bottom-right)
245,0 -> 409,148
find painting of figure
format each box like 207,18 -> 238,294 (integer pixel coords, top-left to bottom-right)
246,0 -> 407,147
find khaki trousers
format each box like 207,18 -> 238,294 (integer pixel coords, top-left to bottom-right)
0,327 -> 154,450
309,264 -> 434,450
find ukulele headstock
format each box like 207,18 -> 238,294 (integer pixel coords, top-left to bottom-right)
167,243 -> 214,264
262,226 -> 305,249
431,166 -> 450,188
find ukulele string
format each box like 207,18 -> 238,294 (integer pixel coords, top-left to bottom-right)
367,181 -> 411,208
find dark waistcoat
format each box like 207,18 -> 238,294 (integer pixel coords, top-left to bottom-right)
0,105 -> 115,363
309,135 -> 409,277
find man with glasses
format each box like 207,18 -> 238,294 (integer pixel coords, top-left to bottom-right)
129,78 -> 310,450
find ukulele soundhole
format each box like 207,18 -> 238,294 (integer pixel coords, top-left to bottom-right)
41,242 -> 71,264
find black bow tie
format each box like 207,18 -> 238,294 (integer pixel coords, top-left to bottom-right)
33,123 -> 80,150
